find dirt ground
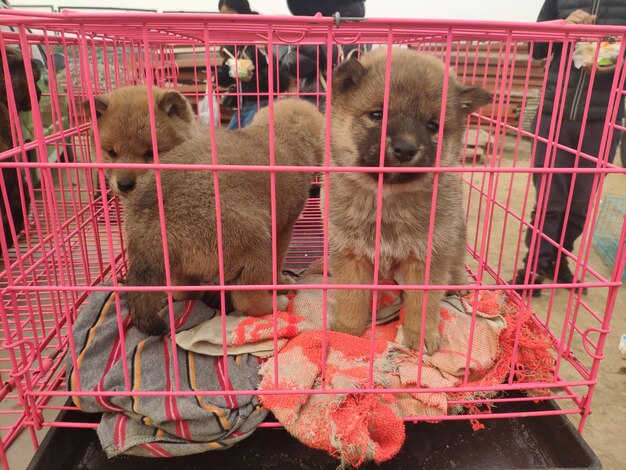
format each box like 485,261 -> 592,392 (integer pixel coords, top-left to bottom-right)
487,136 -> 626,470
550,168 -> 626,470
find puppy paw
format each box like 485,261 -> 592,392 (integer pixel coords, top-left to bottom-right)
233,291 -> 278,316
130,310 -> 169,336
330,319 -> 366,337
276,294 -> 290,311
445,289 -> 470,297
279,273 -> 297,285
126,292 -> 168,336
404,326 -> 440,355
423,329 -> 441,356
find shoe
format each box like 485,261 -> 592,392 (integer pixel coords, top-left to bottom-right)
548,260 -> 589,295
510,269 -> 545,298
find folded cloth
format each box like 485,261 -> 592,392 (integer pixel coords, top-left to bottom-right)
175,308 -> 302,357
74,275 -> 553,465
257,287 -> 555,468
175,275 -> 402,357
67,284 -> 268,458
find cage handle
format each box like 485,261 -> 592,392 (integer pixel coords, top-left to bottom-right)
3,339 -> 53,379
331,31 -> 363,45
581,327 -> 611,360
274,31 -> 306,44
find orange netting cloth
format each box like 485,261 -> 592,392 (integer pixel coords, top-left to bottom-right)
257,288 -> 555,468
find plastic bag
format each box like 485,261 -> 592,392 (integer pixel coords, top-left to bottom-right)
225,57 -> 254,80
198,84 -> 220,127
573,39 -> 621,69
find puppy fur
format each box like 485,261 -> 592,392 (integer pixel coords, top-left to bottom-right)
1,47 -> 40,248
85,85 -> 199,197
117,97 -> 324,335
325,48 -> 491,353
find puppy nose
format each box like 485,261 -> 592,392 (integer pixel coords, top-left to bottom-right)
391,141 -> 417,162
117,179 -> 136,193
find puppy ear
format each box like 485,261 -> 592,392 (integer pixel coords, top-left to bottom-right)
31,59 -> 43,82
6,47 -> 24,71
332,58 -> 366,95
457,85 -> 492,114
83,95 -> 109,120
158,90 -> 193,121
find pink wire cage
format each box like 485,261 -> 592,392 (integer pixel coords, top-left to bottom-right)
0,9 -> 625,468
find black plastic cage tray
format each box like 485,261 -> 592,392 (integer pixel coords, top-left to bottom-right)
27,391 -> 600,470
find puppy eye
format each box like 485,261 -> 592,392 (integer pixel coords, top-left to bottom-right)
369,110 -> 383,121
107,149 -> 117,158
144,149 -> 154,158
426,120 -> 439,133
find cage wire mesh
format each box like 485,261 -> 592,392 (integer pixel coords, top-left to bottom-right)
593,195 -> 626,280
0,9 -> 625,468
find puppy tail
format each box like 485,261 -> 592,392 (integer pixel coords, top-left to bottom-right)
125,250 -> 169,336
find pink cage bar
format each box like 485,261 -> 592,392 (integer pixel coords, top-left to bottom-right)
1,9 -> 625,469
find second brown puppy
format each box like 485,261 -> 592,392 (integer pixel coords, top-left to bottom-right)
124,98 -> 324,335
326,48 -> 491,354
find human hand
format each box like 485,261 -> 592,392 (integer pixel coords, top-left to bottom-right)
565,9 -> 597,25
226,58 -> 255,81
584,63 -> 617,74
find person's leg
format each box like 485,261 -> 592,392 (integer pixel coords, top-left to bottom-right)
515,115 -> 575,296
226,110 -> 240,130
545,121 -> 620,293
515,114 -> 549,294
562,121 -> 621,254
240,99 -> 269,128
524,114 -> 571,273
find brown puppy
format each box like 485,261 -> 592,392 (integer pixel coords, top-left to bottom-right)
1,47 -> 41,249
0,46 -> 41,112
85,85 -> 199,196
325,48 -> 491,353
120,98 -> 324,335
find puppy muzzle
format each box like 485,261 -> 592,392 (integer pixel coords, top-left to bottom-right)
385,142 -> 432,168
116,178 -> 137,194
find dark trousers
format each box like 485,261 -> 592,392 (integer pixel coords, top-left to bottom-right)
524,114 -> 621,271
